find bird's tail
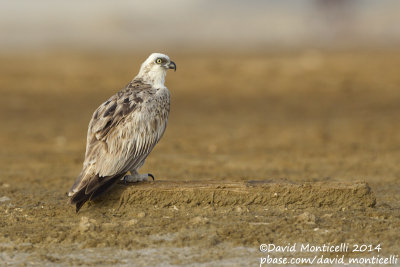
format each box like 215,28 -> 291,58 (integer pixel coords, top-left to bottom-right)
68,171 -> 84,197
69,174 -> 124,213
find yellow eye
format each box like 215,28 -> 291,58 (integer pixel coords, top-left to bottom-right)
156,58 -> 162,64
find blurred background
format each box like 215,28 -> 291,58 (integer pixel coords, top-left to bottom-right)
1,0 -> 400,51
1,0 -> 400,189
1,1 -> 400,264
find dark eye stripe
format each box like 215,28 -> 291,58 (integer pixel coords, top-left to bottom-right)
156,58 -> 167,64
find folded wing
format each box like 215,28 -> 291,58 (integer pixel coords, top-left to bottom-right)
69,80 -> 168,211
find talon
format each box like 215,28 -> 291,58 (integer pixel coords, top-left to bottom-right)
123,175 -> 128,185
148,173 -> 155,181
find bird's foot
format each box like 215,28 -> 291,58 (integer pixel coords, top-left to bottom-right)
123,173 -> 154,184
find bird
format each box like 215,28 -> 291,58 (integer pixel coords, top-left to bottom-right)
68,53 -> 176,212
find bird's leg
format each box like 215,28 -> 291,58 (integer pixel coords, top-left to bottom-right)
123,170 -> 154,184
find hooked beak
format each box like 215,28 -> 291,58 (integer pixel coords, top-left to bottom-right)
168,61 -> 176,72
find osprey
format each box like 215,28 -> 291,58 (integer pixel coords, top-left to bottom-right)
68,53 -> 176,212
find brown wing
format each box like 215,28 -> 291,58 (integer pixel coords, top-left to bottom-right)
69,80 -> 169,211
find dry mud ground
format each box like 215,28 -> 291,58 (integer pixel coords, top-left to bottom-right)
0,50 -> 400,266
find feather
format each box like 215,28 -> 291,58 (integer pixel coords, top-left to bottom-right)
68,53 -> 173,211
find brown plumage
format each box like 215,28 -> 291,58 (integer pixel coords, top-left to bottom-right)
68,53 -> 175,212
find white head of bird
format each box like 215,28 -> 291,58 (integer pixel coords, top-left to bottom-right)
136,53 -> 176,88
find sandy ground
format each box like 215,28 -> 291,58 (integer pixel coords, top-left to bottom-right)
0,50 -> 400,266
